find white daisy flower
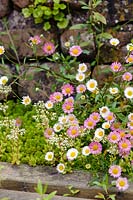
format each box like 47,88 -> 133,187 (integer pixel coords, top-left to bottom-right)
109,38 -> 120,46
45,100 -> 53,109
102,121 -> 111,129
0,76 -> 8,85
82,146 -> 91,156
22,96 -> 31,105
94,128 -> 105,139
128,113 -> 133,121
99,106 -> 110,118
109,87 -> 119,94
76,73 -> 85,82
45,152 -> 54,161
126,43 -> 133,51
86,79 -> 98,92
56,163 -> 65,173
67,148 -> 78,160
58,115 -> 68,124
53,123 -> 63,132
124,87 -> 133,99
0,46 -> 5,55
78,63 -> 87,73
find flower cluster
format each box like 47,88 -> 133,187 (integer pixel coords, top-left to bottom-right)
41,40 -> 133,192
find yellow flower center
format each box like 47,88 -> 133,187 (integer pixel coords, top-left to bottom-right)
48,154 -> 52,159
92,144 -> 98,151
119,180 -> 126,187
98,131 -> 104,136
89,82 -> 95,88
129,46 -> 133,51
127,57 -> 133,62
66,88 -> 71,93
47,45 -> 52,51
71,129 -> 77,135
121,142 -> 128,149
127,91 -> 133,96
70,152 -> 76,157
85,148 -> 90,154
111,135 -> 117,140
72,48 -> 79,55
87,121 -> 93,126
112,168 -> 119,174
0,48 -> 4,54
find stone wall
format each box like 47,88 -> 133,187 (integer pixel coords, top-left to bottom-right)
0,0 -> 133,101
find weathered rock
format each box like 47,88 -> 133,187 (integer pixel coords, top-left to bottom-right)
0,28 -> 57,58
99,26 -> 133,63
97,0 -> 133,25
0,189 -> 92,200
12,0 -> 31,8
0,162 -> 133,200
92,65 -> 113,87
17,63 -> 61,102
0,0 -> 11,18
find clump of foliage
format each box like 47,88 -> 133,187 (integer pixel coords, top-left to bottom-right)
22,0 -> 69,30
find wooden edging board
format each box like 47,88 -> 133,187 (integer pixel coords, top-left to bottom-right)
0,162 -> 132,200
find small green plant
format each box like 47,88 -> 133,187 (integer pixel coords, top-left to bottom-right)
90,174 -> 116,200
22,0 -> 69,30
63,185 -> 80,197
35,179 -> 57,200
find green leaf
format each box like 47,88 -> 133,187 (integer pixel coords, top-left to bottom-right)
108,194 -> 116,200
22,8 -> 31,18
53,0 -> 60,3
95,193 -> 105,199
93,12 -> 107,24
54,12 -> 65,21
97,32 -> 113,40
59,4 -> 66,10
70,23 -> 87,30
57,18 -> 69,29
44,191 -> 57,200
43,22 -> 51,31
36,180 -> 43,195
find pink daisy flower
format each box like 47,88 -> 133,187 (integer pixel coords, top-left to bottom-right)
53,92 -> 63,102
69,45 -> 83,57
15,118 -> 22,127
44,128 -> 54,139
108,131 -> 121,143
62,101 -> 74,114
89,112 -> 101,123
118,139 -> 131,153
67,114 -> 78,124
110,122 -> 122,131
84,118 -> 96,130
76,84 -> 86,93
110,62 -> 122,72
109,165 -> 122,178
122,72 -> 132,81
67,126 -> 79,138
126,54 -> 133,63
127,121 -> 133,129
29,35 -> 41,45
116,177 -> 129,191
61,84 -> 74,96
64,96 -> 74,104
89,141 -> 102,154
105,112 -> 115,123
43,42 -> 55,55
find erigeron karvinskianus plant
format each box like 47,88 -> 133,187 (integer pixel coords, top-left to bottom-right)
40,39 -> 133,194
